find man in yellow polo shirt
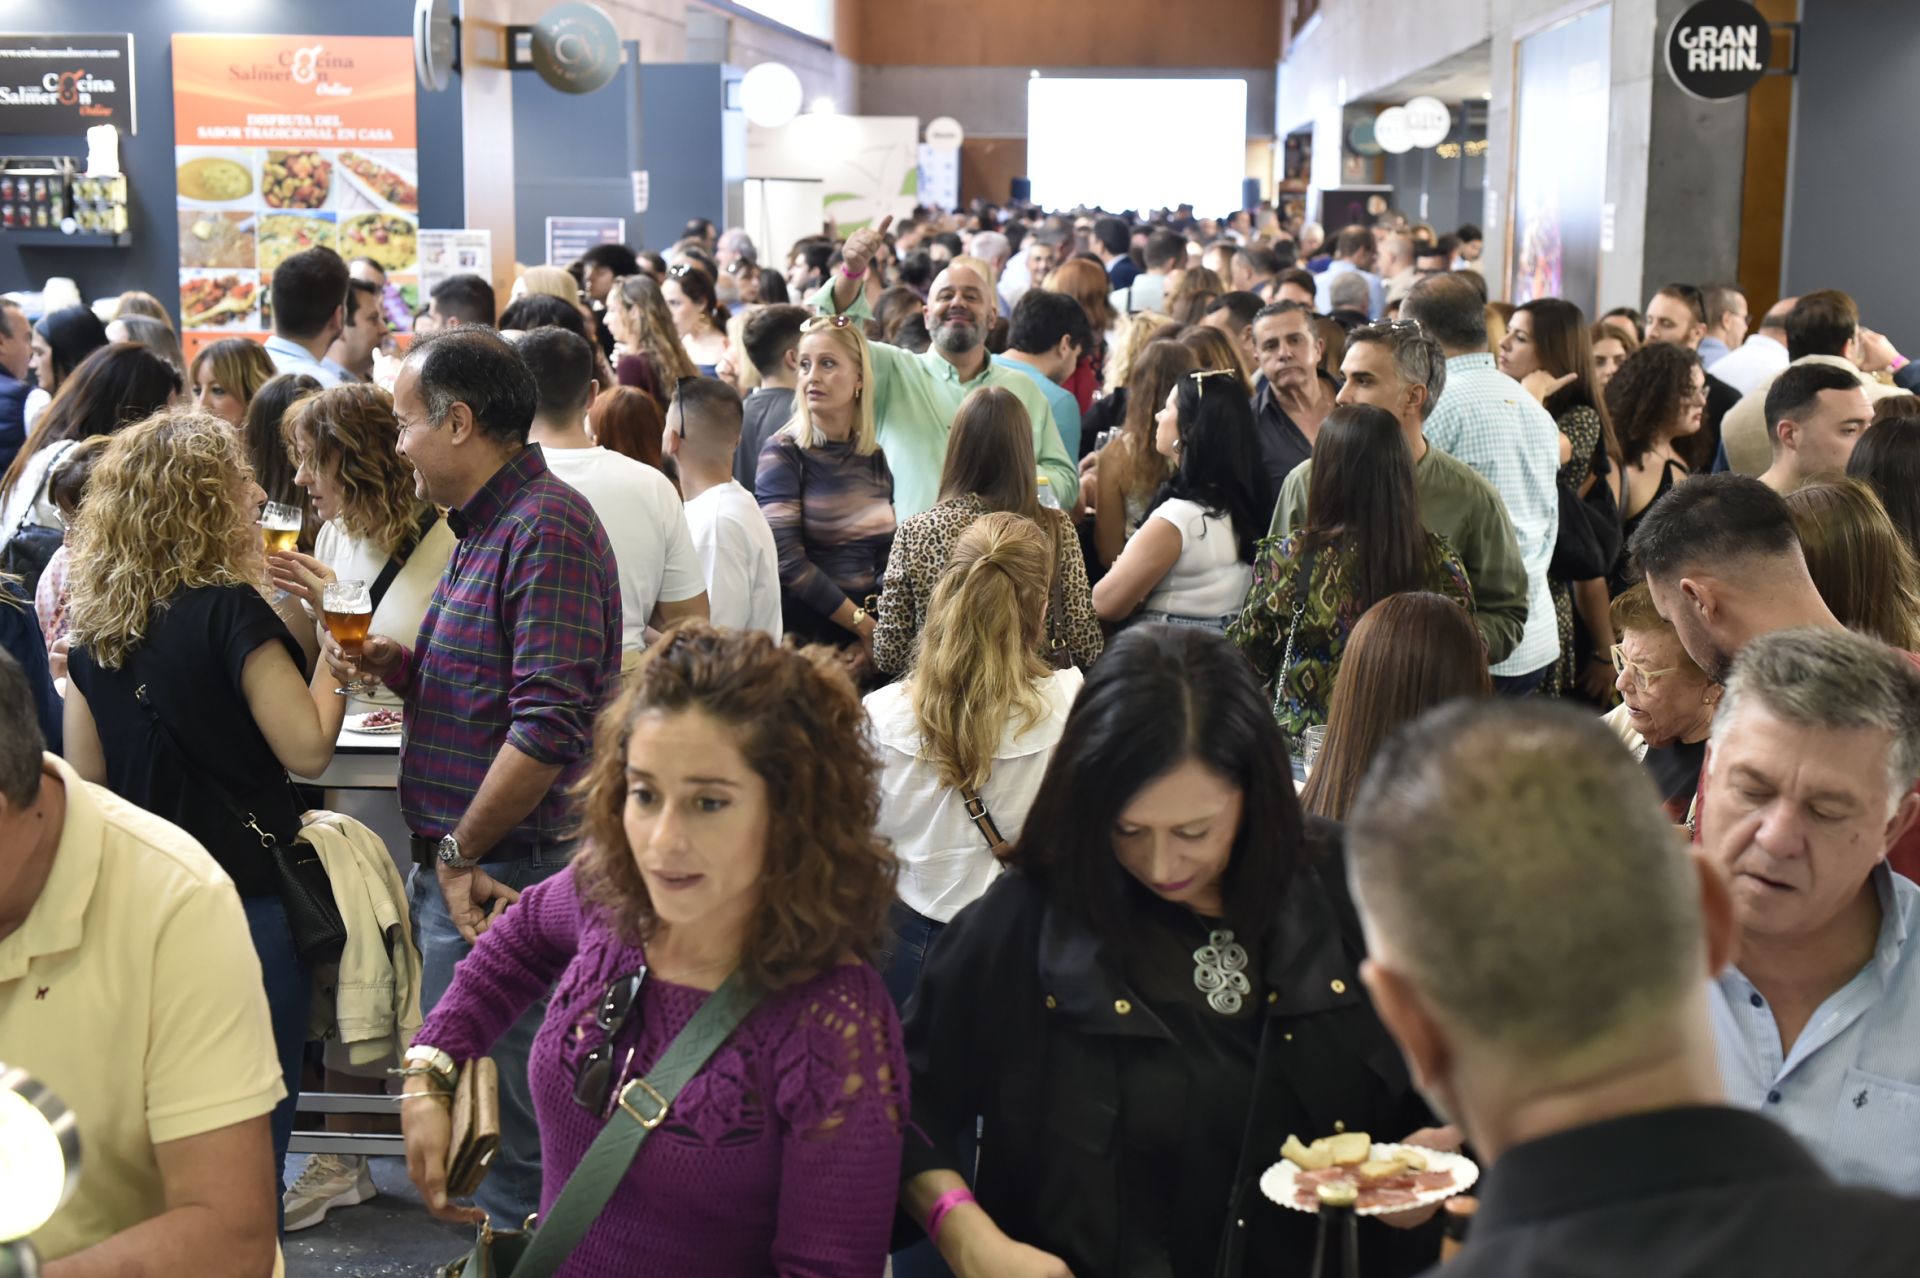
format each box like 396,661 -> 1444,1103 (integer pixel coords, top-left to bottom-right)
0,651 -> 282,1274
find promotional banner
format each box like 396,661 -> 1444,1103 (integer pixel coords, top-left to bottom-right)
1509,5 -> 1612,317
747,115 -> 919,232
0,35 -> 136,134
171,35 -> 418,357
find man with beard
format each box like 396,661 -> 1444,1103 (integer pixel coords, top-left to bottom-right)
1249,301 -> 1338,500
1630,472 -> 1920,882
811,215 -> 1077,519
1696,628 -> 1920,1195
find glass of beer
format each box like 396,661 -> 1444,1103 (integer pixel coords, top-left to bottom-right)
323,578 -> 374,696
261,501 -> 303,555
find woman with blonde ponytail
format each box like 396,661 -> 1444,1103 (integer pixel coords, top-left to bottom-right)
865,512 -> 1083,1008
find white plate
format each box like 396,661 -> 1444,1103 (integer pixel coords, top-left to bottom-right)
334,149 -> 419,215
344,711 -> 404,735
1259,1142 -> 1479,1217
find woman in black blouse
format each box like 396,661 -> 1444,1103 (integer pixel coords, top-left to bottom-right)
61,408 -> 348,1208
900,624 -> 1449,1278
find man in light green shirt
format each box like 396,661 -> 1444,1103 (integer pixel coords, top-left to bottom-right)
1271,322 -> 1530,665
811,216 -> 1077,518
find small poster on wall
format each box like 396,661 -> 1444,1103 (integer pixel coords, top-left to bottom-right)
0,35 -> 136,135
419,228 -> 492,299
170,34 -> 418,359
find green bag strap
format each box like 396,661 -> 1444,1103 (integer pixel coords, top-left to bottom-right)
510,971 -> 764,1278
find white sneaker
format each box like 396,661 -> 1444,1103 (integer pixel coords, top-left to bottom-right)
283,1153 -> 377,1232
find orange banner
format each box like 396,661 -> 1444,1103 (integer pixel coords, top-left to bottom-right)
171,34 -> 416,148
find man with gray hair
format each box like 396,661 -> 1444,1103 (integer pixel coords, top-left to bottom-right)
1700,627 -> 1920,1193
1347,698 -> 1920,1275
1326,270 -> 1372,324
1271,319 -> 1529,666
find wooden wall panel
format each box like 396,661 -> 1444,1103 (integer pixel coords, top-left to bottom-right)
959,137 -> 1029,207
1737,0 -> 1798,316
842,0 -> 1278,69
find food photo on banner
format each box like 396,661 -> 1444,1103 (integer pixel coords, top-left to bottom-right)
170,34 -> 418,359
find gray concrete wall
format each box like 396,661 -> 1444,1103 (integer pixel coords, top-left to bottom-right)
858,66 -> 1277,139
1782,0 -> 1920,340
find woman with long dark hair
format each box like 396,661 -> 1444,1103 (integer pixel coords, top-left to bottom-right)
1090,338 -> 1194,567
1299,592 -> 1491,822
901,624 -> 1446,1278
663,263 -> 732,374
25,304 -> 110,428
1501,297 -> 1622,701
1092,369 -> 1272,631
1231,403 -> 1471,741
1848,414 -> 1920,560
0,343 -> 183,554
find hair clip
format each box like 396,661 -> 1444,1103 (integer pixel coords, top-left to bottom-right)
1189,368 -> 1238,383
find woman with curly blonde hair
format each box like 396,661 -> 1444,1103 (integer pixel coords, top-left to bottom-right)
868,513 -> 1081,1008
266,382 -> 456,711
63,407 -> 347,1194
400,623 -> 906,1272
606,273 -> 700,402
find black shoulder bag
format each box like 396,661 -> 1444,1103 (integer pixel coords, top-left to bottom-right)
1549,437 -> 1623,582
133,680 -> 347,965
0,447 -> 70,595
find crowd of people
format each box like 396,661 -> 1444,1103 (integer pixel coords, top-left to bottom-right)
6,195 -> 1920,1278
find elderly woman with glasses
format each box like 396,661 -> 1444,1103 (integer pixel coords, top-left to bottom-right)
400,625 -> 905,1275
1601,582 -> 1720,826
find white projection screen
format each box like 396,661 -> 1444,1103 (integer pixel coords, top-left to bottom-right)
1027,78 -> 1248,212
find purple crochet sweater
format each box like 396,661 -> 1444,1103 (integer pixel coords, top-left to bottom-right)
415,864 -> 907,1277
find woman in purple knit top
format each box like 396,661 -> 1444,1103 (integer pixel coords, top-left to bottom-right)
401,624 -> 907,1276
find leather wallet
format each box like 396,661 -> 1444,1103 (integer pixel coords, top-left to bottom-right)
446,1057 -> 501,1199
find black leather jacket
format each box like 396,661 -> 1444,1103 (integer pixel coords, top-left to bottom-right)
902,833 -> 1441,1278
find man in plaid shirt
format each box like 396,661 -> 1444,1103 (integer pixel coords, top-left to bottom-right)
328,325 -> 620,1224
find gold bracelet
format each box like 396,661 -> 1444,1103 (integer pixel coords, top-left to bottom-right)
400,1090 -> 453,1104
388,1064 -> 456,1091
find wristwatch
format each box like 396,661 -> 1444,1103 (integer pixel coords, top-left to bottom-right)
437,832 -> 480,871
851,604 -> 870,628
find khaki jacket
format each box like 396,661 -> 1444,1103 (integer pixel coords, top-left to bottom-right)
301,812 -> 423,1066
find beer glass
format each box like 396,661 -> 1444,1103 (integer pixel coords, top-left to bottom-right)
323,578 -> 375,696
261,501 -> 303,554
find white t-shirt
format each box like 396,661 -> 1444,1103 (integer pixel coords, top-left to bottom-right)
682,479 -> 782,639
1143,497 -> 1253,620
541,445 -> 705,652
866,668 -> 1082,922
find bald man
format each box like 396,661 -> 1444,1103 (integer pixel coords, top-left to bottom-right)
813,217 -> 1077,518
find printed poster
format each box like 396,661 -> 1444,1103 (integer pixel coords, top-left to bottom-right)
171,35 -> 418,359
418,228 -> 492,299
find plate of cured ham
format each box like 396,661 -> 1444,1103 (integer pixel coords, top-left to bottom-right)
1260,1135 -> 1477,1216
345,709 -> 404,735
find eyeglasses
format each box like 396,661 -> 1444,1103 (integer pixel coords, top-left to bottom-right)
573,969 -> 647,1115
802,313 -> 857,332
1611,644 -> 1679,692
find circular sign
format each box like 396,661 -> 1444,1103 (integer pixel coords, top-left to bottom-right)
1373,106 -> 1413,155
924,115 -> 965,152
414,0 -> 458,93
738,61 -> 802,129
1666,0 -> 1770,101
1403,96 -> 1453,148
1347,117 -> 1381,157
532,1 -> 621,96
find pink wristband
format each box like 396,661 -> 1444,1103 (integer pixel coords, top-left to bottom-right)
840,262 -> 866,280
926,1187 -> 976,1242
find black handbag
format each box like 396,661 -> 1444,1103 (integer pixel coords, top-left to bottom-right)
0,453 -> 67,595
132,680 -> 347,965
1549,438 -> 1623,582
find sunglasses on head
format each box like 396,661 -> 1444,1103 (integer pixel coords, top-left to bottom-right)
802,313 -> 857,332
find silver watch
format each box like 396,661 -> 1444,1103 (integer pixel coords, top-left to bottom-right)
437,833 -> 480,870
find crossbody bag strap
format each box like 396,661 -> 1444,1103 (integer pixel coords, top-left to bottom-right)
369,508 -> 439,613
958,781 -> 1012,859
1044,510 -> 1070,659
5,440 -> 70,540
1273,541 -> 1321,723
510,972 -> 765,1278
132,679 -> 281,849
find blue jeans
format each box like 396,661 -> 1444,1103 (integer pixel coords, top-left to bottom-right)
409,847 -> 574,1227
241,893 -> 310,1226
1134,609 -> 1238,634
880,898 -> 946,1014
1492,661 -> 1554,698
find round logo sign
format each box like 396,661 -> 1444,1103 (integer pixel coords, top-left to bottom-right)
1373,106 -> 1413,155
1666,0 -> 1770,101
1348,117 -> 1381,157
924,116 -> 965,152
1403,96 -> 1453,149
532,1 -> 621,96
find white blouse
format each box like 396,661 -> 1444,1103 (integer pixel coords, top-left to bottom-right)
865,668 -> 1082,923
313,515 -> 456,712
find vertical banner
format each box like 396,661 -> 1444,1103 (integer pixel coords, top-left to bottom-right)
1508,5 -> 1612,316
171,35 -> 418,358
